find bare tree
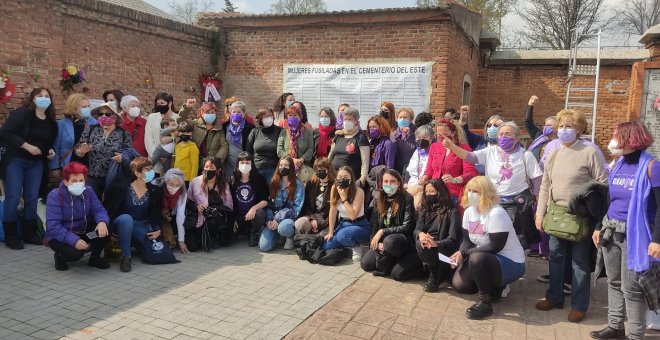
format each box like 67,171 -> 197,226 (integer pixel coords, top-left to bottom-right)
223,0 -> 238,13
619,0 -> 660,35
271,0 -> 327,14
417,0 -> 516,36
169,0 -> 214,24
516,0 -> 612,49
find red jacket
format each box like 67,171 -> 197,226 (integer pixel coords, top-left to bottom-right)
423,141 -> 478,198
119,113 -> 147,156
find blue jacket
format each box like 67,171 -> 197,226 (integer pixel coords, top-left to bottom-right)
45,182 -> 110,247
50,117 -> 98,169
267,179 -> 305,222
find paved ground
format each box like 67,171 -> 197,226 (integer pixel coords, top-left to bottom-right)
1,242 -> 658,340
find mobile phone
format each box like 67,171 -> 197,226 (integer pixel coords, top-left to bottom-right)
86,231 -> 99,239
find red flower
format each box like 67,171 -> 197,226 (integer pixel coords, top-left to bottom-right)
61,69 -> 70,80
346,142 -> 356,154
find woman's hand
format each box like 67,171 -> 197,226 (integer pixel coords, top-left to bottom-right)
185,98 -> 197,108
22,143 -> 42,156
96,222 -> 109,238
267,220 -> 278,231
179,241 -> 190,254
147,230 -> 161,241
245,207 -> 257,221
75,239 -> 89,250
112,153 -> 122,163
535,215 -> 544,232
323,231 -> 333,241
449,251 -> 463,269
377,243 -> 384,252
310,220 -> 318,233
419,175 -> 429,185
441,137 -> 456,150
337,187 -> 348,202
649,242 -> 660,258
47,149 -> 55,160
294,158 -> 303,168
197,204 -> 207,213
592,230 -> 601,248
78,143 -> 91,155
370,229 -> 384,250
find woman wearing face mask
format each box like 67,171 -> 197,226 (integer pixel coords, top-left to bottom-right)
379,101 -> 397,131
416,179 -> 462,292
367,115 -> 396,170
104,158 -> 163,273
1,87 -> 58,249
328,107 -> 370,187
291,101 -> 313,131
76,102 -> 132,198
296,158 -> 336,238
361,169 -> 421,281
534,110 -> 608,323
191,102 -> 229,166
420,119 -> 478,206
335,103 -> 349,130
590,121 -> 660,340
186,157 -> 235,250
322,166 -> 368,261
247,108 -> 283,182
314,107 -> 336,159
117,95 -> 147,157
222,101 -> 255,178
406,125 -> 434,208
277,106 -> 314,182
273,92 -> 295,126
102,89 -> 124,108
450,176 -> 525,320
145,93 -> 179,172
523,95 -> 558,162
159,168 -> 188,252
230,152 -> 269,247
260,156 -> 305,252
45,162 -> 111,271
393,107 -> 417,174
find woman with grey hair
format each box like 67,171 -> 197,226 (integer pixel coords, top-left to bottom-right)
314,107 -> 336,159
159,168 -> 188,251
406,124 -> 434,207
118,95 -> 148,156
328,107 -> 370,186
222,101 -> 255,179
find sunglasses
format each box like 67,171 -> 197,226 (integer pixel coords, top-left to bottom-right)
99,111 -> 114,117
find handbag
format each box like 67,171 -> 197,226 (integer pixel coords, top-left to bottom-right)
141,236 -> 179,265
639,262 -> 660,311
543,197 -> 589,242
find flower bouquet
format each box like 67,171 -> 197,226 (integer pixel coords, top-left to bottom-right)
0,70 -> 15,103
199,72 -> 222,102
60,65 -> 87,92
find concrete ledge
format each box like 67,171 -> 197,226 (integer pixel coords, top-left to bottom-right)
490,49 -> 649,66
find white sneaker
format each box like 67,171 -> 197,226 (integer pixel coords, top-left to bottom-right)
283,237 -> 294,250
501,284 -> 510,298
352,245 -> 362,261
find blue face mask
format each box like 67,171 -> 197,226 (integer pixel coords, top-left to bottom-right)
203,113 -> 216,124
319,117 -> 331,127
67,182 -> 86,196
486,125 -> 498,139
35,97 -> 51,109
144,170 -> 155,183
80,107 -> 91,118
397,119 -> 411,129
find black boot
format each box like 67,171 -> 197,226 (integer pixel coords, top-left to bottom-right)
88,256 -> 110,269
589,327 -> 626,339
23,219 -> 43,245
248,231 -> 259,247
3,222 -> 24,250
424,271 -> 439,292
54,252 -> 68,271
466,293 -> 493,320
120,256 -> 132,272
372,253 -> 395,277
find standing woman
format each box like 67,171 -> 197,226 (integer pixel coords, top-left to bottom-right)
379,101 -> 397,131
102,89 -> 124,107
118,95 -> 147,157
393,107 -> 416,173
50,93 -> 97,176
76,103 -> 132,198
590,121 -> 660,340
230,152 -> 269,247
277,106 -> 314,182
191,102 -> 229,166
1,87 -> 58,249
222,101 -> 255,178
534,110 -> 608,323
247,107 -> 283,182
145,92 -> 179,170
367,115 -> 396,170
524,95 -> 557,161
292,101 -> 313,131
361,169 -> 421,281
273,92 -> 294,126
260,156 -> 305,252
314,107 -> 336,159
295,158 -> 336,237
328,107 -> 370,186
335,103 -> 349,130
406,125 -> 434,208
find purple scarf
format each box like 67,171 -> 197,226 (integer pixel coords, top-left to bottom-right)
227,120 -> 246,146
336,111 -> 344,130
610,150 -> 659,272
527,134 -> 548,153
287,124 -> 303,159
371,138 -> 387,167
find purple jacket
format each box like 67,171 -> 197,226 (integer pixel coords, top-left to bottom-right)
45,182 -> 110,247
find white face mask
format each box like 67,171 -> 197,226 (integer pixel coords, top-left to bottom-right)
262,117 -> 274,128
468,192 -> 480,209
128,107 -> 141,118
166,185 -> 181,195
608,139 -> 623,156
343,121 -> 355,131
238,163 -> 252,174
162,142 -> 175,154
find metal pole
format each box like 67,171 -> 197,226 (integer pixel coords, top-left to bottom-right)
591,30 -> 602,143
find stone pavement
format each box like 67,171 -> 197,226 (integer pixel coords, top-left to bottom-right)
286,257 -> 660,340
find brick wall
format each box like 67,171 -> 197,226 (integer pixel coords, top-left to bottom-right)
0,0 -> 215,124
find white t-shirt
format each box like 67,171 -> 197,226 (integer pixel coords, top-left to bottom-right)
462,205 -> 525,264
474,145 -> 543,197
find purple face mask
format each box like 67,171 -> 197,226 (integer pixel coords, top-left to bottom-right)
369,128 -> 380,139
542,126 -> 554,136
230,113 -> 244,124
287,116 -> 300,127
498,136 -> 517,152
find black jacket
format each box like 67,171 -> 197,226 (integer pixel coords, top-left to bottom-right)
414,207 -> 462,253
370,191 -> 415,239
229,171 -> 269,215
222,121 -> 255,151
568,180 -> 609,225
0,107 -> 57,176
104,179 -> 164,230
299,180 -> 331,231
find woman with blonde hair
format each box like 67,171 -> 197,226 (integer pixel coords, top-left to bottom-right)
449,176 -> 525,320
51,93 -> 98,173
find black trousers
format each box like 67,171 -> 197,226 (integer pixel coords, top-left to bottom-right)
416,241 -> 455,283
451,252 -> 502,295
361,234 -> 423,281
235,209 -> 266,237
48,225 -> 109,262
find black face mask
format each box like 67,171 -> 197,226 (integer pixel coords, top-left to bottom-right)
417,139 -> 431,149
425,195 -> 439,205
179,135 -> 191,142
336,178 -> 350,189
205,170 -> 216,180
316,169 -> 327,180
155,105 -> 169,114
278,167 -> 291,177
379,110 -> 389,119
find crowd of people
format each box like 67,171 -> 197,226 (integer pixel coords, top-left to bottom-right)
0,88 -> 658,338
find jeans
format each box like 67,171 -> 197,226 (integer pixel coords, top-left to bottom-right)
3,157 -> 43,222
112,214 -> 152,257
547,235 -> 592,312
257,168 -> 275,183
322,219 -> 371,250
494,254 -> 525,286
259,218 -> 295,252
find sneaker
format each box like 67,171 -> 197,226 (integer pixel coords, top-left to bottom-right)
352,245 -> 362,261
501,284 -> 510,298
563,283 -> 572,295
537,274 -> 550,283
283,237 -> 294,250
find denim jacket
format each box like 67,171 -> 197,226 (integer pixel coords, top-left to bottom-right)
267,179 -> 304,222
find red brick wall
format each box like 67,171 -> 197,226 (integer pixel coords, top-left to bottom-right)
0,0 -> 214,124
474,64 -> 632,149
